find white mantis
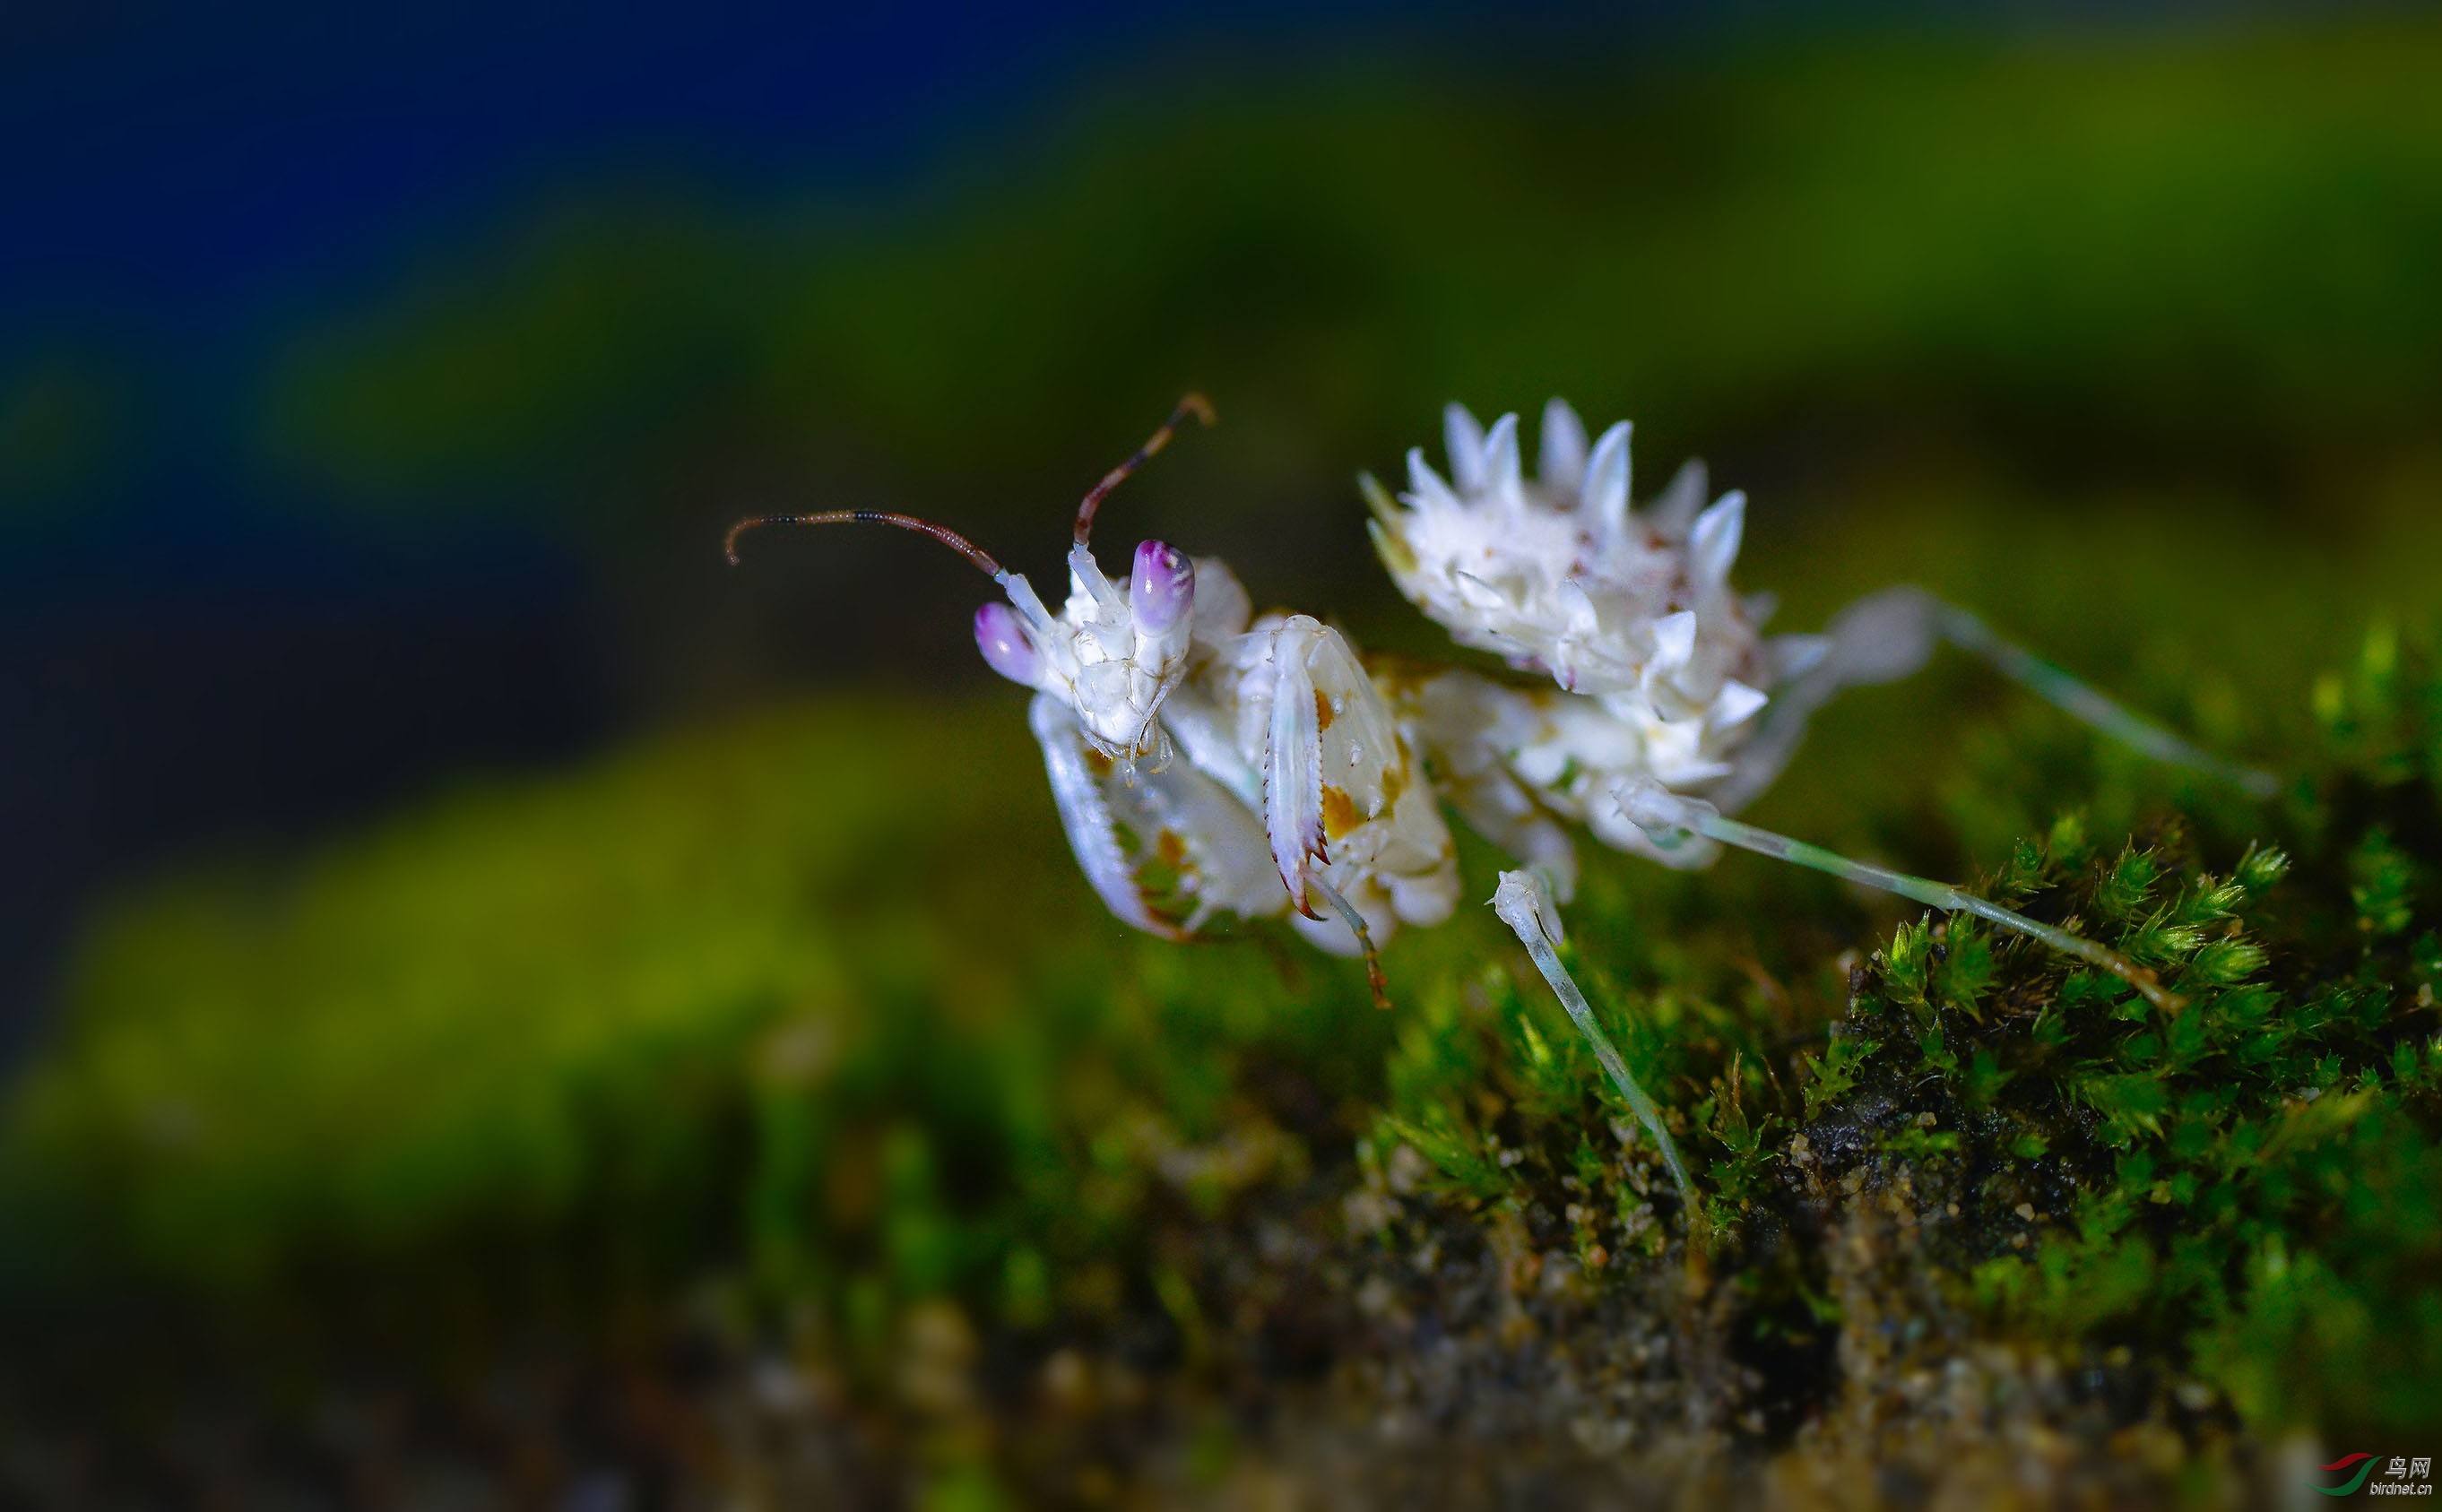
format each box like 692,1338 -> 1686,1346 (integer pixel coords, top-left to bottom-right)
727,398 -> 2275,1137
725,397 -> 1459,1007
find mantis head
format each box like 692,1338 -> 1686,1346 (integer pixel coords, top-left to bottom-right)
974,537 -> 1196,767
726,395 -> 1217,772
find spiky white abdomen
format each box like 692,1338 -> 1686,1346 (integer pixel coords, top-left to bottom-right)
1368,402 -> 1782,709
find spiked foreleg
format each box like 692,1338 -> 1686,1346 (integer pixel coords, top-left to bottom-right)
1032,695 -> 1286,939
1242,618 -> 1461,998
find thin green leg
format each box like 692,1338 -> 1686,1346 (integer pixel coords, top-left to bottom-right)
1938,605 -> 2277,799
1617,782 -> 2183,1013
1491,871 -> 1697,1201
1712,588 -> 2277,816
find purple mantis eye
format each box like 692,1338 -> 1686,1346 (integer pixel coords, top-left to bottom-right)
1130,540 -> 1195,635
974,601 -> 1041,686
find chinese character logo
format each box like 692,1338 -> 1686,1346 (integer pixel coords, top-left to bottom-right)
2313,1454 -> 2436,1497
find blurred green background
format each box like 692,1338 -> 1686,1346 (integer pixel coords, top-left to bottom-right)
4,3 -> 2442,1498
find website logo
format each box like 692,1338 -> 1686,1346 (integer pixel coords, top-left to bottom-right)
2310,1456 -> 2433,1498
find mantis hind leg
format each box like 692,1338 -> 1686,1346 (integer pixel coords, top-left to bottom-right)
1712,586 -> 2274,814
1618,780 -> 2184,1012
1935,602 -> 2275,797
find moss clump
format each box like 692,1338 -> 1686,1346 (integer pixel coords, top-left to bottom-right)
2,609 -> 2437,1501
0,698 -> 1399,1325
1339,624 -> 2442,1496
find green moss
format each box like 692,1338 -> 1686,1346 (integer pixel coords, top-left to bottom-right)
0,697 -> 1407,1322
4,564 -> 2439,1489
1347,626 -> 2442,1456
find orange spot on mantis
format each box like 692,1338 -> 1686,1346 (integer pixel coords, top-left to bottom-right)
1321,784 -> 1360,839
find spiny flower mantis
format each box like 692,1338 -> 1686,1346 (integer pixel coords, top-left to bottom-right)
724,397 -> 1458,1007
726,398 -> 2275,1128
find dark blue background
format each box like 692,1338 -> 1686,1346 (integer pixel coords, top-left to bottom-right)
0,0 -> 2357,1042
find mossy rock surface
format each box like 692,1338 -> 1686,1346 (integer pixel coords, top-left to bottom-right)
3,622 -> 2438,1505
14,32 -> 2442,1474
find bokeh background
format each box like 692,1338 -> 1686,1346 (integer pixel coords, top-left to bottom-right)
4,0 -> 2440,1499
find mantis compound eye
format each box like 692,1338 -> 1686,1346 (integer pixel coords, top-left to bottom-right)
1130,540 -> 1195,635
974,601 -> 1042,686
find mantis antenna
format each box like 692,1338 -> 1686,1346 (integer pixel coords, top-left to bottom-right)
1073,393 -> 1217,549
723,509 -> 1007,576
724,509 -> 1067,644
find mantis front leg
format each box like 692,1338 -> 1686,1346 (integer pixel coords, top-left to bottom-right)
1240,616 -> 1461,1006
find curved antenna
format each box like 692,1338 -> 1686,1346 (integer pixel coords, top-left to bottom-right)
1073,393 -> 1217,549
723,510 -> 1005,577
